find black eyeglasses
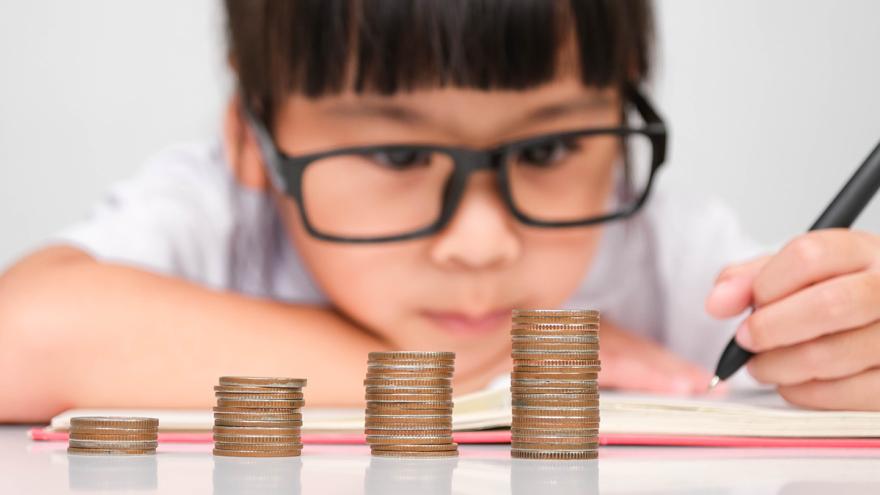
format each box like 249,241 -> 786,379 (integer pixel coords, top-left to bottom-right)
248,86 -> 667,243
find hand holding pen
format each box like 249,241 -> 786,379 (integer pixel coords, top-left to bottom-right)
705,139 -> 880,411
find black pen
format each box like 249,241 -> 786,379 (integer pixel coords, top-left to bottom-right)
709,138 -> 880,389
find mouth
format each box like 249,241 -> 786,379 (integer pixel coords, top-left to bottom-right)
420,307 -> 513,337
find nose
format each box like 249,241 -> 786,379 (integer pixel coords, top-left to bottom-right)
429,171 -> 521,271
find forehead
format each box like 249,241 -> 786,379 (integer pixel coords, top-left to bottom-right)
276,77 -> 621,146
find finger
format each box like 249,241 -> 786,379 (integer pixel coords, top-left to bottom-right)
752,230 -> 879,307
737,271 -> 880,351
706,256 -> 771,318
777,368 -> 880,411
600,340 -> 712,395
746,321 -> 880,386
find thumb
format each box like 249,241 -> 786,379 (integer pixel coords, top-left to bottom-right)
705,255 -> 770,319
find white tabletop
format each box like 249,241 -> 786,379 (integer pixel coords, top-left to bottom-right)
3,426 -> 880,494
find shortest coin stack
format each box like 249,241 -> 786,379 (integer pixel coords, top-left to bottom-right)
212,376 -> 307,457
68,417 -> 159,455
364,351 -> 458,458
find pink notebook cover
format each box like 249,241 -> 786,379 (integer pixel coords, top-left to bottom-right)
28,427 -> 880,448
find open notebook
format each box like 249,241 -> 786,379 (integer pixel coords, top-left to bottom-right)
31,388 -> 880,448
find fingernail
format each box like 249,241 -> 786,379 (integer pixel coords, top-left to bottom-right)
735,321 -> 754,350
709,279 -> 735,301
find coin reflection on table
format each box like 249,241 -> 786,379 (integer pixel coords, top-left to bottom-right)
212,456 -> 302,495
511,458 -> 598,495
68,453 -> 157,491
365,456 -> 459,495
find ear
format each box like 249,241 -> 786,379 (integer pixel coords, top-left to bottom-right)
222,96 -> 269,191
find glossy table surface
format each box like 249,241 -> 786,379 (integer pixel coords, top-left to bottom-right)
2,426 -> 880,494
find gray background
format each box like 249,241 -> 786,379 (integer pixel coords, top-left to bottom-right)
1,0 -> 879,269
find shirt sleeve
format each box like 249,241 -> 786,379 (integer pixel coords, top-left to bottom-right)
646,189 -> 771,388
49,140 -> 234,290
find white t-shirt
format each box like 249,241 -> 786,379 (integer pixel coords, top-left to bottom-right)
53,138 -> 765,386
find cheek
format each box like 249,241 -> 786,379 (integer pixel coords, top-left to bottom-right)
276,196 -> 424,327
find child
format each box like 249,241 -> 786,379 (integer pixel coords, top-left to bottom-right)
2,0 -> 879,422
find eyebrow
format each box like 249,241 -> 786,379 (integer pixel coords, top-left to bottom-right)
323,94 -> 615,130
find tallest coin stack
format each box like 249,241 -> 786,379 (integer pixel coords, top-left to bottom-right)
510,309 -> 601,460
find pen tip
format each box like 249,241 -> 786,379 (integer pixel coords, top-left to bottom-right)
707,376 -> 721,391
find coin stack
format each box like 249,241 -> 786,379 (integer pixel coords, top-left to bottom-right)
212,376 -> 307,457
510,309 -> 601,460
68,417 -> 159,455
364,351 -> 458,458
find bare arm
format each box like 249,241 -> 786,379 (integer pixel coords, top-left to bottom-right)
0,246 -> 389,422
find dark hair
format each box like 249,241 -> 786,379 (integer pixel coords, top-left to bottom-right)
225,0 -> 654,127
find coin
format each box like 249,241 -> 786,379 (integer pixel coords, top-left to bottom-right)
512,309 -> 600,318
215,399 -> 305,408
214,419 -> 303,428
212,407 -> 301,414
212,448 -> 301,457
363,378 -> 452,387
510,450 -> 598,460
371,449 -> 459,458
68,439 -> 159,450
368,351 -> 456,360
370,443 -> 459,452
366,434 -> 454,444
214,392 -> 304,400
69,432 -> 157,441
511,428 -> 599,437
214,441 -> 303,450
218,377 -> 307,388
67,447 -> 156,456
212,426 -> 301,436
213,434 -> 301,443
70,417 -> 158,429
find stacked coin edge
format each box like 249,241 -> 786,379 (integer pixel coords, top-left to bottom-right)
212,376 -> 307,457
68,416 -> 159,455
510,309 -> 601,460
364,351 -> 458,458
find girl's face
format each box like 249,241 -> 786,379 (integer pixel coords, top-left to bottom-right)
236,77 -> 622,382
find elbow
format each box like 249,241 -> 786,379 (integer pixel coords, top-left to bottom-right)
0,248 -> 84,422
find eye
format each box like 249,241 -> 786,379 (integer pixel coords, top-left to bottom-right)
370,149 -> 433,169
516,138 -> 578,167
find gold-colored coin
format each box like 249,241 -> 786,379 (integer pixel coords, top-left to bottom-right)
511,438 -> 600,447
365,386 -> 451,394
212,406 -> 301,414
214,441 -> 303,451
368,351 -> 455,360
218,377 -> 307,388
69,432 -> 157,441
365,393 -> 452,402
215,398 -> 305,408
511,417 -> 600,428
511,372 -> 600,381
70,417 -> 158,429
370,443 -> 458,452
214,392 -> 305,401
212,448 -> 301,457
512,342 -> 599,351
68,439 -> 158,450
363,378 -> 452,387
67,447 -> 156,456
214,419 -> 303,428
366,435 -> 453,445
511,428 -> 599,437
512,309 -> 599,318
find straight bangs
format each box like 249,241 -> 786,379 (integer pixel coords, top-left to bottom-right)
225,0 -> 654,124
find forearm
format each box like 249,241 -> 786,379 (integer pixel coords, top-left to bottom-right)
0,246 -> 388,422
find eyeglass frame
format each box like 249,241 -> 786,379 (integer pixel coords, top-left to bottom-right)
247,85 -> 668,243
